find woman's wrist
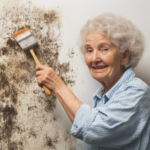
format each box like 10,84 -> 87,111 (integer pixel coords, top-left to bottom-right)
53,76 -> 67,94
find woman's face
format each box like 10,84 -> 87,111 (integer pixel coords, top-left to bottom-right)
85,32 -> 124,83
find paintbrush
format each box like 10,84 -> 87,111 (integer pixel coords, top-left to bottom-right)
13,28 -> 51,96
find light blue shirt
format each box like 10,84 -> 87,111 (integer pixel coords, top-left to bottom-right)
71,67 -> 150,150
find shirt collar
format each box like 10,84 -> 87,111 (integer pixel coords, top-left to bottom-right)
93,85 -> 104,99
93,67 -> 135,101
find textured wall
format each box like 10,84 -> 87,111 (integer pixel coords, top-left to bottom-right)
0,0 -> 76,149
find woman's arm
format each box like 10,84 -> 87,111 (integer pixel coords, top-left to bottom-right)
36,65 -> 83,123
36,65 -> 150,148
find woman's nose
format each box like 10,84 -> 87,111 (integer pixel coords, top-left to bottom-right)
91,50 -> 101,62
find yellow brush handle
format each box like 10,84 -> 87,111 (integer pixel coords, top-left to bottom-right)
30,49 -> 51,96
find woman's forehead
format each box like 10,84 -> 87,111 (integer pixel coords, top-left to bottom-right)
86,32 -> 109,41
85,32 -> 111,46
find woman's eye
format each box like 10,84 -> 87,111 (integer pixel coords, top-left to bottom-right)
103,48 -> 108,51
87,49 -> 92,52
100,48 -> 109,53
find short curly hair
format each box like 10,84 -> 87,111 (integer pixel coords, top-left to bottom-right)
78,12 -> 145,69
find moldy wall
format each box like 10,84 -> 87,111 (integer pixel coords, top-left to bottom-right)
0,0 -> 76,150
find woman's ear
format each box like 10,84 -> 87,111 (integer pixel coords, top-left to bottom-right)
121,50 -> 130,65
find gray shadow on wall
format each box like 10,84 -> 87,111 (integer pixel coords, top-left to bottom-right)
135,68 -> 150,87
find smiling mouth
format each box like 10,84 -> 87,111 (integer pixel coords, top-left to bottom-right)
93,66 -> 108,69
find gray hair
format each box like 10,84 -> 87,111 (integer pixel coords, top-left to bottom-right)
79,12 -> 145,69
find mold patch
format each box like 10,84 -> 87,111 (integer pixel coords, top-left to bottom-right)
0,105 -> 17,141
0,0 -> 76,150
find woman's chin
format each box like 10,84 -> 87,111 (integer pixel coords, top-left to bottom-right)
92,75 -> 107,82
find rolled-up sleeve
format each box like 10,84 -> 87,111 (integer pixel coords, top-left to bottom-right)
71,86 -> 150,148
71,104 -> 99,139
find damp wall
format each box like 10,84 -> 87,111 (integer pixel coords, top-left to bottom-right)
0,0 -> 150,150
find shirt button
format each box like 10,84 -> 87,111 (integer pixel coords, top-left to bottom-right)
74,124 -> 78,128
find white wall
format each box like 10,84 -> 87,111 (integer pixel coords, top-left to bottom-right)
57,0 -> 150,104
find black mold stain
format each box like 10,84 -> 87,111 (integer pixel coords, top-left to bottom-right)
8,142 -> 18,150
0,105 -> 17,141
7,39 -> 16,48
2,106 -> 17,121
64,130 -> 76,150
44,94 -> 57,112
28,106 -> 37,111
28,129 -> 37,139
0,64 -> 6,70
33,89 -> 40,94
70,148 -> 76,150
45,135 -> 59,149
0,0 -> 76,149
0,72 -> 10,89
10,86 -> 18,104
68,48 -> 75,58
47,137 -> 53,147
53,116 -> 57,121
1,47 -> 9,55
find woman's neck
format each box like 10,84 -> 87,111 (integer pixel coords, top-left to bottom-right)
100,67 -> 125,95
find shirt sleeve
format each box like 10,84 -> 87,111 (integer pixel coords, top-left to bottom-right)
71,86 -> 150,148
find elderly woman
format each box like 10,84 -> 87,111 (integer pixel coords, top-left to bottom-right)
36,13 -> 150,149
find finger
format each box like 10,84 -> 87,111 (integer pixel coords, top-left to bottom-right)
36,70 -> 44,77
37,77 -> 43,87
35,65 -> 47,71
37,78 -> 51,89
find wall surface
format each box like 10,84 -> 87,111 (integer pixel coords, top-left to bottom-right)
0,0 -> 149,150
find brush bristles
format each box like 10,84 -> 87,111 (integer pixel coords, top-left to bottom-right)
19,36 -> 37,50
13,28 -> 38,51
